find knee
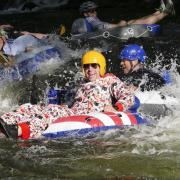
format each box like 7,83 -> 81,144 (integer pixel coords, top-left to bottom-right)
119,20 -> 127,26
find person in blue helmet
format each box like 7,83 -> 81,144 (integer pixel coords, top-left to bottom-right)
118,44 -> 166,92
71,0 -> 175,35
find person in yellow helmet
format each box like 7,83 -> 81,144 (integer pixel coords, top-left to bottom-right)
0,50 -> 134,139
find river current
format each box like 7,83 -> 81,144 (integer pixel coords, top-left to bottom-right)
1,1 -> 180,179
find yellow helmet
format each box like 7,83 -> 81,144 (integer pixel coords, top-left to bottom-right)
82,50 -> 106,76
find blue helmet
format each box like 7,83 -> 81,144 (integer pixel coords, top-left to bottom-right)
119,44 -> 146,63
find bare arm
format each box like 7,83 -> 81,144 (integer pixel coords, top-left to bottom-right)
0,24 -> 14,29
20,31 -> 48,39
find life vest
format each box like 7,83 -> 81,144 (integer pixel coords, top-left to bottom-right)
71,18 -> 94,35
84,18 -> 93,32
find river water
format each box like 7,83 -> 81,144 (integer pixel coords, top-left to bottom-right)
1,1 -> 180,179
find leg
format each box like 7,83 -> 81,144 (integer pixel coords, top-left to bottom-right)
20,31 -> 48,39
0,104 -> 48,139
127,11 -> 167,25
127,0 -> 175,25
0,104 -> 74,139
3,34 -> 41,56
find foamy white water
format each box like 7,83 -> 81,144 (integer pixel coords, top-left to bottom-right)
1,42 -> 180,160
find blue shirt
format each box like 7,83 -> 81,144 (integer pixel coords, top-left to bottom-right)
71,16 -> 112,34
85,16 -> 112,31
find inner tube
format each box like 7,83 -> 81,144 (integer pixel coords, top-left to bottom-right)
135,90 -> 179,118
43,111 -> 150,138
135,90 -> 179,105
0,45 -> 61,85
71,24 -> 161,41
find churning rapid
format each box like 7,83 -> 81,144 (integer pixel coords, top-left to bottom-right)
0,37 -> 180,178
1,0 -> 180,179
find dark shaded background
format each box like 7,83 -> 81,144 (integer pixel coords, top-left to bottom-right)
1,0 -> 180,105
0,0 -> 179,33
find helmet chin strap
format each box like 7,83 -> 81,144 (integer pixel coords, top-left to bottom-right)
127,61 -> 140,75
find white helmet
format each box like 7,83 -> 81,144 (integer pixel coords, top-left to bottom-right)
79,1 -> 98,13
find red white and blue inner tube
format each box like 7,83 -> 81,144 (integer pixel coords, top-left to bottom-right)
43,111 -> 149,138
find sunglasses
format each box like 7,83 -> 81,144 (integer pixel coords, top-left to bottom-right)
83,63 -> 99,69
86,9 -> 96,13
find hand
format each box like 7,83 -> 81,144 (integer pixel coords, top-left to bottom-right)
129,84 -> 138,92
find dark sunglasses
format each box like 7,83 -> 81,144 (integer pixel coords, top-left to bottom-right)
86,9 -> 96,13
83,63 -> 99,69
